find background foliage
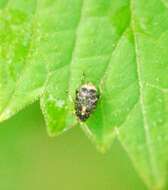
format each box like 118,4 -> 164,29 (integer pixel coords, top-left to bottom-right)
0,1 -> 168,189
0,103 -> 147,190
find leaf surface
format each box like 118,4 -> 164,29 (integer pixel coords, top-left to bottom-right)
0,0 -> 46,120
0,1 -> 168,189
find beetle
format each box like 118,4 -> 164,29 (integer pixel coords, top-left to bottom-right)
75,83 -> 99,121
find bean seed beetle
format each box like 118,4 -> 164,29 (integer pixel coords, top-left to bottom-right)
75,83 -> 99,121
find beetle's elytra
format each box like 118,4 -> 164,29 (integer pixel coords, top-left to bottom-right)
75,83 -> 99,121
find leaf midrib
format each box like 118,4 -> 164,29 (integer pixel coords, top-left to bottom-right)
130,0 -> 160,183
67,0 -> 84,104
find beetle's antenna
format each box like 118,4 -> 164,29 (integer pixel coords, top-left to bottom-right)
81,71 -> 86,84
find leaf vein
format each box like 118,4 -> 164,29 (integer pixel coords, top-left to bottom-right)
67,0 -> 84,97
130,0 -> 160,182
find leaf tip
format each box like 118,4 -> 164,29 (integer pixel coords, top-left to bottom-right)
80,123 -> 115,153
0,109 -> 13,123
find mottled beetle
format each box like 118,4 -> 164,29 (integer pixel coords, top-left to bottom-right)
75,83 -> 99,121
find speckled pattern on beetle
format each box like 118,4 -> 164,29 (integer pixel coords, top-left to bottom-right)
75,83 -> 99,121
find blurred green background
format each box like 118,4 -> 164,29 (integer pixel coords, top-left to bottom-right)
0,102 -> 147,190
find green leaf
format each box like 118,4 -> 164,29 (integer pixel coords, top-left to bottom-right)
116,0 -> 168,189
0,0 -> 46,120
40,0 -> 131,147
0,0 -> 168,189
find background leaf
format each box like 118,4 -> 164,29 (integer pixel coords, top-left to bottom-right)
0,0 -> 46,121
117,0 -> 168,189
0,1 -> 168,189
